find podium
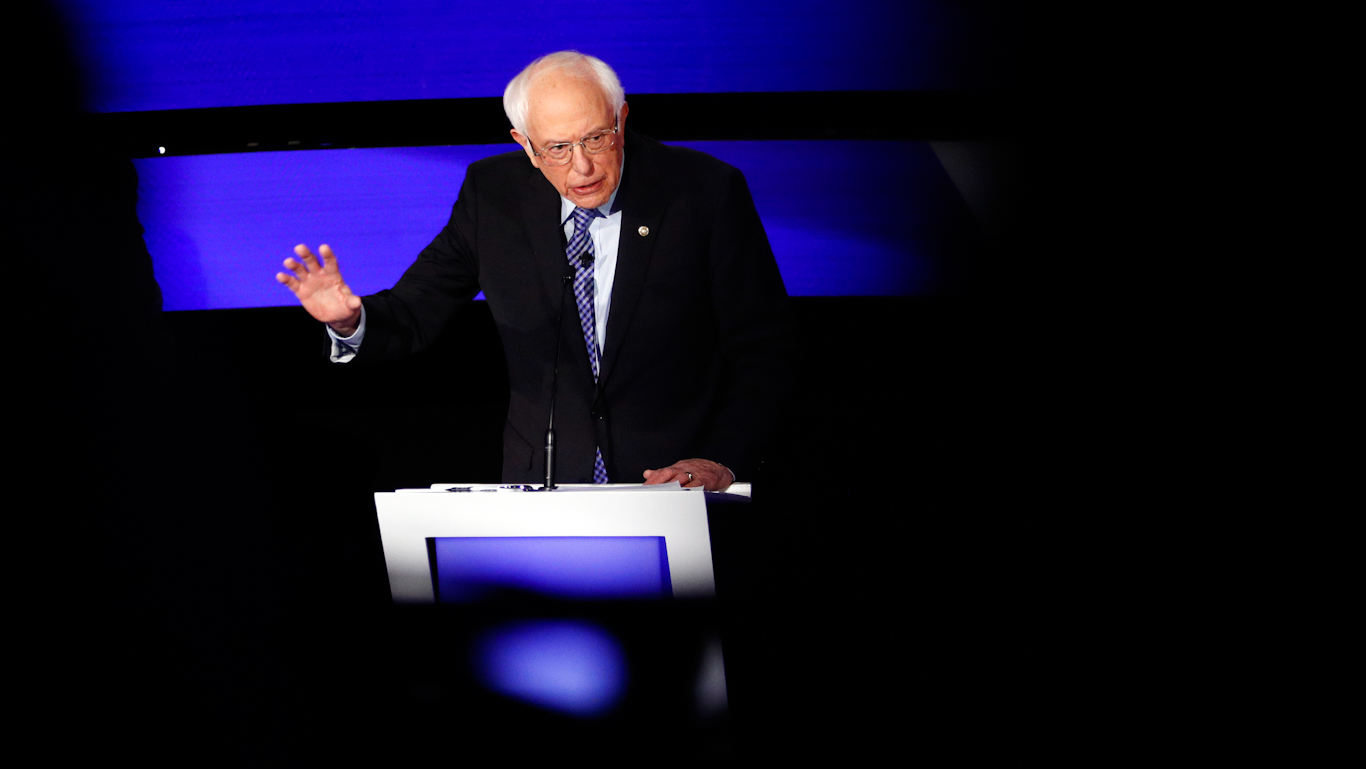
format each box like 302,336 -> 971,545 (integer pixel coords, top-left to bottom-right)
375,483 -> 737,604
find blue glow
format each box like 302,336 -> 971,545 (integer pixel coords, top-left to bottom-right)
135,145 -> 479,311
473,620 -> 628,717
134,140 -> 961,310
696,140 -> 950,297
433,537 -> 671,602
61,1 -> 967,113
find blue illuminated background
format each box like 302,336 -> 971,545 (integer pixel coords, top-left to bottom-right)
61,0 -> 973,113
134,140 -> 963,310
69,0 -> 985,306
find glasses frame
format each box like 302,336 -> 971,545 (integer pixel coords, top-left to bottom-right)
531,117 -> 619,167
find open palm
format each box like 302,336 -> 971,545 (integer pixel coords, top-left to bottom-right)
276,243 -> 362,334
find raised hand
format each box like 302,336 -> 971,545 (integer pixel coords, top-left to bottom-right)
643,459 -> 734,492
276,244 -> 362,335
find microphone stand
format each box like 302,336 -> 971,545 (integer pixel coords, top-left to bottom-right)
544,271 -> 574,490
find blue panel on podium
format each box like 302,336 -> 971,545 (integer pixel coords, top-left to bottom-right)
432,536 -> 672,602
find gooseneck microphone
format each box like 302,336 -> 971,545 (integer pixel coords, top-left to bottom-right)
544,268 -> 575,490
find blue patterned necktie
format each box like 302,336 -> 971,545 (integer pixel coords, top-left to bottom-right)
567,206 -> 609,484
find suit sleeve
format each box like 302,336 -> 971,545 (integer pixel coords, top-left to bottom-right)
352,170 -> 484,362
696,167 -> 797,477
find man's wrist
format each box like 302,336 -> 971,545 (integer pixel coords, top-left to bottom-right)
328,310 -> 363,339
326,306 -> 366,364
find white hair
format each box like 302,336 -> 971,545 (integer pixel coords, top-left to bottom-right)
503,51 -> 625,139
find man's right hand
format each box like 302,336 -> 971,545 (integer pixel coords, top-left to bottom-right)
276,244 -> 362,336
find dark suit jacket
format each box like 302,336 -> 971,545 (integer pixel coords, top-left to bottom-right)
357,129 -> 795,484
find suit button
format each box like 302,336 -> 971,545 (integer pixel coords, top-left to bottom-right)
638,226 -> 649,237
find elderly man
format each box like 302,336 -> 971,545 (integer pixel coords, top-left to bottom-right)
276,51 -> 793,491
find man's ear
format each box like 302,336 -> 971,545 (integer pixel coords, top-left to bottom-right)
510,129 -> 540,169
619,101 -> 629,131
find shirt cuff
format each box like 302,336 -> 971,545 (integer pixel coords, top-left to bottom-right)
326,305 -> 366,363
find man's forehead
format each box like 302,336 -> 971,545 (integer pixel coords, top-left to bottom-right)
527,77 -> 612,134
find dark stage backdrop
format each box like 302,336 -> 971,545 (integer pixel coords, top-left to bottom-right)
68,4 -> 1017,719
29,2 -> 1152,762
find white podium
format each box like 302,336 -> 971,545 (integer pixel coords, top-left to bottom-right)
375,483 -> 721,603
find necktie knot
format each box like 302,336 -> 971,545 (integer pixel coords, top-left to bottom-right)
572,206 -> 604,236
567,207 -> 602,266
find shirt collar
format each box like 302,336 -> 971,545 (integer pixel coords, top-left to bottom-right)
559,151 -> 626,225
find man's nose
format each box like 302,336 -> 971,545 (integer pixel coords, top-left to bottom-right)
570,144 -> 593,175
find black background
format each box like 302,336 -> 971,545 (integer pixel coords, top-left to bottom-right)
11,0 -> 1175,761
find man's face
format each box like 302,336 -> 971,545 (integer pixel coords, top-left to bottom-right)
511,72 -> 628,211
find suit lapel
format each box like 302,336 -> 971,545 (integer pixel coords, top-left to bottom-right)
521,166 -> 567,310
600,131 -> 668,387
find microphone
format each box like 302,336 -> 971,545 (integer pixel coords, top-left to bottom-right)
544,266 -> 575,490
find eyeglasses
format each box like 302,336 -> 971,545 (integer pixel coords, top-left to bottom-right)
531,118 -> 618,167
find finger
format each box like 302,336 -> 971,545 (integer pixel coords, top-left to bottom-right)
275,272 -> 300,291
671,465 -> 704,487
645,467 -> 688,486
658,460 -> 701,485
643,468 -> 675,485
282,258 -> 310,281
319,244 -> 338,271
296,244 -> 321,271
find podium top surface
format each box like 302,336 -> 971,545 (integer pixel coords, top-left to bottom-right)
393,482 -> 753,498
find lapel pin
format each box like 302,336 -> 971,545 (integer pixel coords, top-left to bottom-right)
638,226 -> 649,237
